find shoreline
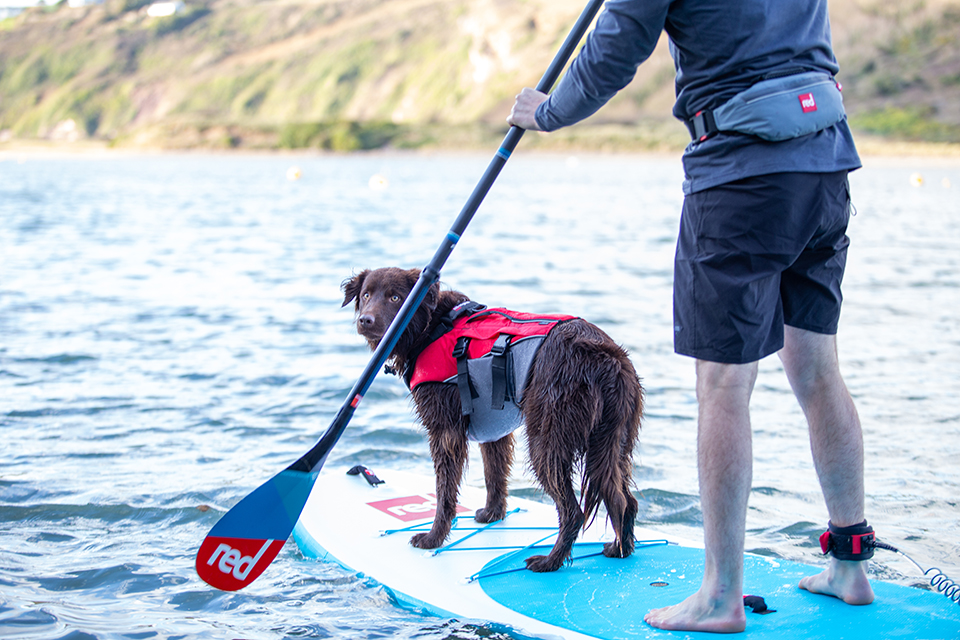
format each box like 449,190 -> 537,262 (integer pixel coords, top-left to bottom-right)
4,135 -> 960,164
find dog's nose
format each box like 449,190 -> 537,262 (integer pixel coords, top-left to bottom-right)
358,314 -> 376,329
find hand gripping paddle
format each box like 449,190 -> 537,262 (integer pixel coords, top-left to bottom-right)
196,0 -> 606,591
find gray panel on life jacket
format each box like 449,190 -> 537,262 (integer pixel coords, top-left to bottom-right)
462,335 -> 545,443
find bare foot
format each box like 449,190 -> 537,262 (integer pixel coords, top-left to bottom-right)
644,589 -> 747,633
799,558 -> 874,605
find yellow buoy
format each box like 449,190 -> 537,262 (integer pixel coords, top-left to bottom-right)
942,177 -> 952,189
369,174 -> 389,190
909,172 -> 923,187
286,166 -> 302,181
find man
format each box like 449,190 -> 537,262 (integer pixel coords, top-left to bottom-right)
507,0 -> 874,633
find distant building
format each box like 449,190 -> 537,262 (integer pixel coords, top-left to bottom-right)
67,0 -> 104,7
48,119 -> 80,142
146,1 -> 183,17
0,7 -> 23,18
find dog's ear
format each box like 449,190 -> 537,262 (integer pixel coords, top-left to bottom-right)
403,268 -> 438,312
341,270 -> 369,308
424,280 -> 440,312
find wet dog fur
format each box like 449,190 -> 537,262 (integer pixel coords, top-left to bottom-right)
342,267 -> 643,572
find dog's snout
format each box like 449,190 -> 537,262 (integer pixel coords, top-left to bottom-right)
358,313 -> 376,329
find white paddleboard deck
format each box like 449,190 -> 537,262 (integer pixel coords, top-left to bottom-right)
293,467 -> 960,640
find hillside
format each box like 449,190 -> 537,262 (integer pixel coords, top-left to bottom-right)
1,0 -> 959,151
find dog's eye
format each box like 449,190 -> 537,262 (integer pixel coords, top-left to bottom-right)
361,292 -> 370,300
391,295 -> 401,303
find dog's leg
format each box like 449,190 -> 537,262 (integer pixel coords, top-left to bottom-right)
591,361 -> 642,559
525,447 -> 584,572
603,478 -> 639,559
606,419 -> 640,559
411,420 -> 469,550
523,392 -> 585,572
594,463 -> 639,559
475,434 -> 513,523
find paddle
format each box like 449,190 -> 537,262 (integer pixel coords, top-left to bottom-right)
196,0 -> 606,592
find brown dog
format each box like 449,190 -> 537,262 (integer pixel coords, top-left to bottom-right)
342,267 -> 643,572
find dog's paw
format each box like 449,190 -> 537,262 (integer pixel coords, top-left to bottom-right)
410,532 -> 444,550
524,554 -> 562,573
602,540 -> 633,559
474,506 -> 507,524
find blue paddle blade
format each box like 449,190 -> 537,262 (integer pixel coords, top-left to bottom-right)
196,469 -> 318,591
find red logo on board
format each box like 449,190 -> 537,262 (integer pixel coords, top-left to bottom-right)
799,92 -> 818,113
366,494 -> 470,522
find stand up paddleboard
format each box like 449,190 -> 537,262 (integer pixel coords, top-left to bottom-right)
293,467 -> 960,640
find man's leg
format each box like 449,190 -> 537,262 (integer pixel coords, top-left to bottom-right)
645,359 -> 758,633
779,325 -> 874,605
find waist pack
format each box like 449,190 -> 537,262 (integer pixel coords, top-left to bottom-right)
687,70 -> 846,142
404,302 -> 575,443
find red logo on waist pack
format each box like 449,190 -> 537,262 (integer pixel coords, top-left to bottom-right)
367,494 -> 470,522
799,92 -> 817,113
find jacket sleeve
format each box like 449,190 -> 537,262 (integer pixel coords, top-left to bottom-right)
535,0 -> 672,132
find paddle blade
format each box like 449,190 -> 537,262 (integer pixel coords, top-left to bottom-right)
196,468 -> 318,591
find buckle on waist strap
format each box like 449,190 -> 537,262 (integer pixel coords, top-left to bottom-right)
688,109 -> 718,142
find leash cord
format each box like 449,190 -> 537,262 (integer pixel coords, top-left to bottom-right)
873,540 -> 960,606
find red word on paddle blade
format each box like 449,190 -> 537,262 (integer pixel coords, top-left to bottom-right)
196,536 -> 286,591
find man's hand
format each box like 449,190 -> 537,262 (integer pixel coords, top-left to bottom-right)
507,87 -> 549,131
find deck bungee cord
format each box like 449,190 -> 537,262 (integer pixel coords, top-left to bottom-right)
378,506 -> 673,583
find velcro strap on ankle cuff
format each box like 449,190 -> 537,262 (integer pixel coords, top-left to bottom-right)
819,520 -> 875,561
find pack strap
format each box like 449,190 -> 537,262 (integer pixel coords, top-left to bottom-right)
819,520 -> 875,561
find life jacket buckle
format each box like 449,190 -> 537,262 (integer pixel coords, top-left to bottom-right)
490,333 -> 510,357
452,336 -> 470,360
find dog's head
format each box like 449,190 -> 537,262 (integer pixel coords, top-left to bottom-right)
341,267 -> 439,355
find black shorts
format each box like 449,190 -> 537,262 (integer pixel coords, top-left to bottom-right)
673,171 -> 852,364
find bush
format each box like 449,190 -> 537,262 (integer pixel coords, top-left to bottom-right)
850,106 -> 960,143
278,121 -> 402,151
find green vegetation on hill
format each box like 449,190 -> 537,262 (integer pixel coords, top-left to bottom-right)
1,0 -> 959,151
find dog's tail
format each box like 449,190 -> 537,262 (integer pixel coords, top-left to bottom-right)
580,348 -> 643,530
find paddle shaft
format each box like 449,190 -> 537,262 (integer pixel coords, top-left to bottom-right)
288,0 -> 605,474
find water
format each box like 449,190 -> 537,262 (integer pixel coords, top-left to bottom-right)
1,150 -> 958,639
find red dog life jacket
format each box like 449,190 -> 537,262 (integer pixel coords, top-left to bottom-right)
407,303 -> 575,443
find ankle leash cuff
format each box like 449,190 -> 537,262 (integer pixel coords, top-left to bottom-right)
819,520 -> 875,561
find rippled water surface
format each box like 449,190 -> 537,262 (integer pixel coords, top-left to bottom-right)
2,150 -> 959,639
